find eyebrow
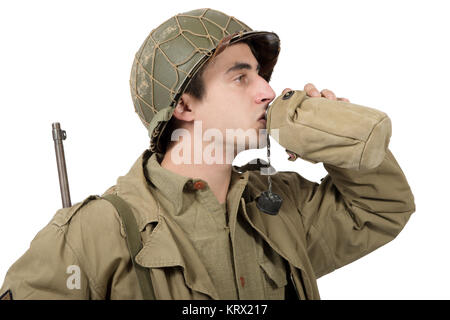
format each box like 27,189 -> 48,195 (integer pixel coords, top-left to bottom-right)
225,62 -> 261,74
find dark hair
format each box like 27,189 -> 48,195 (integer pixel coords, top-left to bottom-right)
183,61 -> 209,101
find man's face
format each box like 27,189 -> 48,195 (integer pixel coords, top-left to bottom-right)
188,42 -> 276,154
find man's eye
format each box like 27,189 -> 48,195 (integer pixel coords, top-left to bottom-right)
235,74 -> 245,82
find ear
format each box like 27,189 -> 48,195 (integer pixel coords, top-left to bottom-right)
172,93 -> 196,122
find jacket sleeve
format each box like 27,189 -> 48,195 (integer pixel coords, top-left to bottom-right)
266,90 -> 392,170
0,196 -> 139,299
267,90 -> 415,278
0,215 -> 92,299
299,148 -> 415,278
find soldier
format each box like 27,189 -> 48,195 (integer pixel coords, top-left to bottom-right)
0,8 -> 415,300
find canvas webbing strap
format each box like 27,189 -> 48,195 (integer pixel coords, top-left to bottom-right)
102,194 -> 156,300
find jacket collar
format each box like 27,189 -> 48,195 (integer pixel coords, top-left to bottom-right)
115,149 -> 159,231
115,149 -> 251,227
145,152 -> 193,215
143,149 -> 251,216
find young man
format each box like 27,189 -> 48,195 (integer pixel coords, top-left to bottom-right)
0,8 -> 415,300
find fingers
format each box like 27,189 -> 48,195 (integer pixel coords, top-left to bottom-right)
305,83 -> 336,100
281,88 -> 292,95
320,89 -> 337,100
304,83 -> 321,97
286,83 -> 350,102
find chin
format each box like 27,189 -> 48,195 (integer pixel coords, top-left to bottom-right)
226,126 -> 268,153
241,135 -> 268,151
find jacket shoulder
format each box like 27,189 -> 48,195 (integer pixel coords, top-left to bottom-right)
49,193 -> 131,297
51,195 -> 99,227
50,192 -> 126,238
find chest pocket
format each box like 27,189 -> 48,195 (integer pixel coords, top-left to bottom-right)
255,234 -> 288,300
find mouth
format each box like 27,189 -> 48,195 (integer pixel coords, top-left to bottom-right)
257,109 -> 267,126
257,115 -> 267,126
257,108 -> 267,120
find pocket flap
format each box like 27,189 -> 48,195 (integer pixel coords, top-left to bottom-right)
259,260 -> 287,288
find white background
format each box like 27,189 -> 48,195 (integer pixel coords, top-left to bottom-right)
0,0 -> 448,299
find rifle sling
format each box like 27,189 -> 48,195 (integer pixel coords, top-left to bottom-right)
102,194 -> 156,300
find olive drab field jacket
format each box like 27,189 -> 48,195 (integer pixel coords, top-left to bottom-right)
0,90 -> 415,300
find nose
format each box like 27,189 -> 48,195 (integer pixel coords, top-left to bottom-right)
255,76 -> 276,105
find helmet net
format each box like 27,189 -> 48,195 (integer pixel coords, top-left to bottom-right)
130,8 -> 251,130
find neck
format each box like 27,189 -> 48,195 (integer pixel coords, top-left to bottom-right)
160,137 -> 236,205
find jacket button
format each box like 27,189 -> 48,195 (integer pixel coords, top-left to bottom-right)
240,276 -> 245,288
193,181 -> 206,190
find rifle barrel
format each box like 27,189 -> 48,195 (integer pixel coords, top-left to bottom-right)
52,122 -> 71,208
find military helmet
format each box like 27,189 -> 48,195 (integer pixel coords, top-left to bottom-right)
130,8 -> 280,153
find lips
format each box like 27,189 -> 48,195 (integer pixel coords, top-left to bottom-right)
257,111 -> 266,121
257,105 -> 269,126
258,114 -> 267,127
